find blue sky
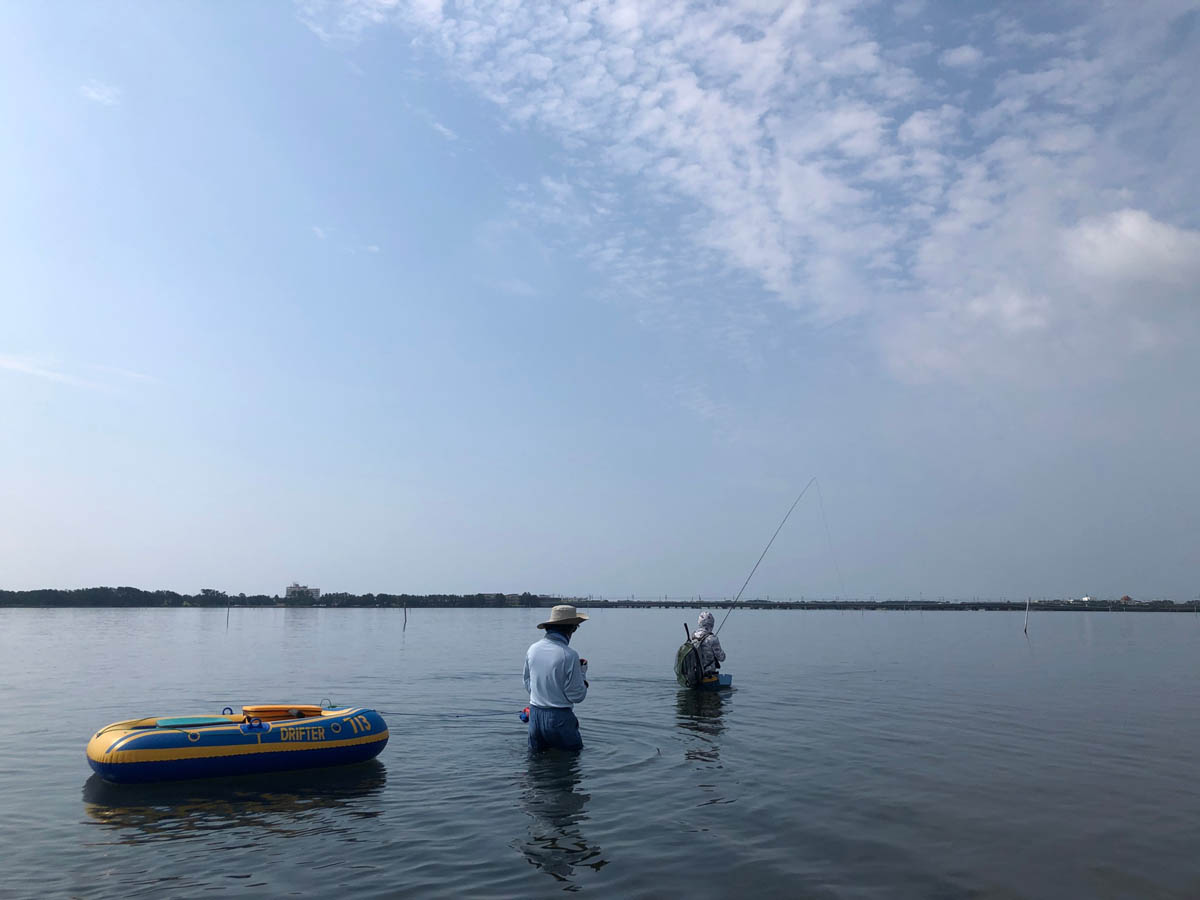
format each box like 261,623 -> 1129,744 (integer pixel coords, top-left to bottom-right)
2,1 -> 1197,600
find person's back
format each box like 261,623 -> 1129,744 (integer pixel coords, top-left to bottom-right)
691,611 -> 726,675
523,605 -> 589,752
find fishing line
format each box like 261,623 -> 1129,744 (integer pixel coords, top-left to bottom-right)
716,476 -> 817,635
814,478 -> 847,600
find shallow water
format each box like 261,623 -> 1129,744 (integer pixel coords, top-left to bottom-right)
0,607 -> 1197,898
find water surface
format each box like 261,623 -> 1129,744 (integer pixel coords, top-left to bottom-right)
0,607 -> 1197,898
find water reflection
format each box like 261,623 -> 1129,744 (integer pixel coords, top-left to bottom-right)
675,689 -> 727,765
82,760 -> 386,841
515,753 -> 606,886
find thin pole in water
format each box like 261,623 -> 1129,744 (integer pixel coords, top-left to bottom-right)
716,476 -> 817,635
1024,596 -> 1030,634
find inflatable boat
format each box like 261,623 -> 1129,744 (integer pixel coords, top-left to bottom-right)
86,705 -> 388,783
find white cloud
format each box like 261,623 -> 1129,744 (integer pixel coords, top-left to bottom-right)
898,106 -> 961,145
431,121 -> 457,140
939,45 -> 983,68
312,225 -> 327,239
298,0 -> 1200,385
80,79 -> 121,106
1064,209 -> 1200,287
0,355 -> 100,389
671,377 -> 730,424
365,244 -> 380,253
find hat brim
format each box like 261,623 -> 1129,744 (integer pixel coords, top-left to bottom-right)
536,613 -> 589,628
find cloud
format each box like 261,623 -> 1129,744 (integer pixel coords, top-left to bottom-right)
365,244 -> 380,253
0,355 -> 101,389
897,105 -> 962,145
312,225 -> 327,239
1063,209 -> 1200,287
2,355 -> 161,390
670,377 -> 730,424
431,121 -> 457,141
298,1 -> 1200,385
79,79 -> 121,106
939,45 -> 983,68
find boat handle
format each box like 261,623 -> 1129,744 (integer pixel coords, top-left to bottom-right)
222,707 -> 234,715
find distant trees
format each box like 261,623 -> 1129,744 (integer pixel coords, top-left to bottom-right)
0,588 -> 567,608
3,589 -> 1182,611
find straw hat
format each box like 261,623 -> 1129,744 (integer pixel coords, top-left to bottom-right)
537,604 -> 589,629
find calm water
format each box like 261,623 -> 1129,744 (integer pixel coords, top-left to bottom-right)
0,607 -> 1197,898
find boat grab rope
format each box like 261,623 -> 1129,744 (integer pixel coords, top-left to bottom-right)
375,709 -> 516,719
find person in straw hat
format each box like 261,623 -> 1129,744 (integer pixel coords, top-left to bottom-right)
523,604 -> 590,752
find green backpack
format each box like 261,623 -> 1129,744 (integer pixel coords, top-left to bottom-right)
674,634 -> 709,688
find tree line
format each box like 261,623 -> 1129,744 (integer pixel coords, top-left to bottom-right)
0,589 -> 1188,611
0,588 -> 565,608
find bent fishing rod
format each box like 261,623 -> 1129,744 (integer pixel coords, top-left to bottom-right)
715,476 -> 817,635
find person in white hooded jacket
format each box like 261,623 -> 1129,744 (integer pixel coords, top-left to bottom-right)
691,611 -> 726,676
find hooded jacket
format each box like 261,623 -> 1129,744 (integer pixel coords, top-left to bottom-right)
691,611 -> 726,674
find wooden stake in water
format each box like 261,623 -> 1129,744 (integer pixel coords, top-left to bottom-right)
1024,597 -> 1030,634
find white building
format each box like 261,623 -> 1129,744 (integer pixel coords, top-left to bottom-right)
285,582 -> 321,601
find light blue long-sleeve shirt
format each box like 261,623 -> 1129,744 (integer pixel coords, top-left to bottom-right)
523,631 -> 588,708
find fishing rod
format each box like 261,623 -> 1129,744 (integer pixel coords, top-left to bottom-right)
715,476 -> 818,635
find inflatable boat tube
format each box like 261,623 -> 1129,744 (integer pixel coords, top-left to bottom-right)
86,705 -> 388,783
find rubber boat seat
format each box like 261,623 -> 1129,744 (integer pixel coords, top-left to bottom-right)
241,704 -> 325,721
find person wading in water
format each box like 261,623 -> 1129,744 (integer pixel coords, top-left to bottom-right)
691,611 -> 726,676
523,605 -> 589,752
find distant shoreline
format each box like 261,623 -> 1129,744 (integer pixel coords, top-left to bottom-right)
0,588 -> 1193,612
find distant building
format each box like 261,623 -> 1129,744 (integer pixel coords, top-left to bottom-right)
286,583 -> 320,601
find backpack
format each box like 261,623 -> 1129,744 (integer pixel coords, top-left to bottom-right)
674,633 -> 710,688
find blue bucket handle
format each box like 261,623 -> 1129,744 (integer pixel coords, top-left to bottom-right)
222,707 -> 234,715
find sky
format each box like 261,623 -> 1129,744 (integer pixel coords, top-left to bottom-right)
1,1 -> 1197,600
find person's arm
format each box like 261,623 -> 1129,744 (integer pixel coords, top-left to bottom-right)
523,653 -> 532,695
711,635 -> 726,662
563,653 -> 588,704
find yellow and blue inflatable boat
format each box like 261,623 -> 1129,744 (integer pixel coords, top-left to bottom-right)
86,705 -> 388,783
